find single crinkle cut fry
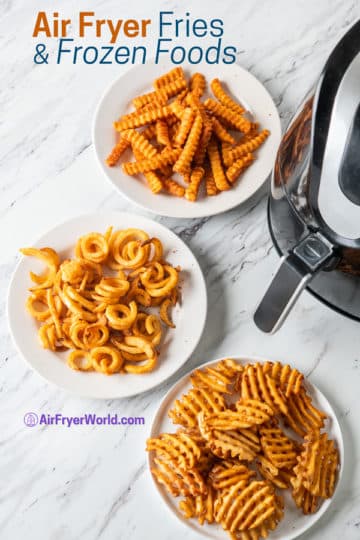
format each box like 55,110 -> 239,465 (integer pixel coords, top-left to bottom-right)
114,105 -> 173,131
205,169 -> 219,196
106,137 -> 131,166
210,78 -> 245,116
154,67 -> 185,89
174,107 -> 196,147
160,77 -> 188,98
162,178 -> 185,197
122,148 -> 180,175
204,98 -> 252,133
211,117 -> 236,144
132,89 -> 168,109
131,147 -> 163,194
207,138 -> 231,191
229,129 -> 270,162
173,114 -> 203,174
121,129 -> 158,158
156,120 -> 171,147
194,115 -> 213,166
226,153 -> 254,183
185,166 -> 205,202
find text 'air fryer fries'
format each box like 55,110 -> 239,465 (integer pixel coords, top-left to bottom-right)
21,227 -> 181,376
146,359 -> 340,539
106,67 -> 270,201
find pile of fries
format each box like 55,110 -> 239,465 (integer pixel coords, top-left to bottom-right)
147,359 -> 340,539
21,227 -> 180,375
106,67 -> 270,201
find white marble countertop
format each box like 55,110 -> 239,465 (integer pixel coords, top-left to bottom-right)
1,1 -> 360,539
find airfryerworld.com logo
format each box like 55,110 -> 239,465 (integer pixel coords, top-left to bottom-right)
23,412 -> 145,428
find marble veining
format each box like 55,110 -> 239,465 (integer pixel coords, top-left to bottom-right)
1,1 -> 360,539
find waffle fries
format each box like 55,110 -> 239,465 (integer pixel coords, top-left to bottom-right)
147,358 -> 340,539
106,67 -> 270,201
21,227 -> 181,376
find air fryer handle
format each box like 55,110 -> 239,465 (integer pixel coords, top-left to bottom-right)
253,254 -> 313,334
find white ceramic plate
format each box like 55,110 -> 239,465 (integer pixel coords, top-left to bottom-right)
93,60 -> 281,218
148,356 -> 344,540
7,212 -> 207,398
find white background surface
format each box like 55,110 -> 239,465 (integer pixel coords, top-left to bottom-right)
1,1 -> 360,539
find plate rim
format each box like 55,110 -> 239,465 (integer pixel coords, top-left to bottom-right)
92,60 -> 282,219
7,211 -> 208,399
147,354 -> 344,540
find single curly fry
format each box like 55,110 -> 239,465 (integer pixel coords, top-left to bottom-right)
91,346 -> 123,374
160,298 -> 176,328
67,350 -> 93,371
75,232 -> 109,263
105,301 -> 138,330
20,247 -> 60,290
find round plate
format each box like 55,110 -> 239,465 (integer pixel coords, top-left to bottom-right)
7,212 -> 207,398
148,356 -> 344,540
93,60 -> 281,218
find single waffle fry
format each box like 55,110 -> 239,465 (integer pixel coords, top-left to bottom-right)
226,153 -> 254,183
198,414 -> 261,461
190,363 -> 235,394
152,457 -> 207,497
260,426 -> 298,469
210,78 -> 245,116
207,138 -> 231,191
114,105 -> 173,131
179,484 -> 216,525
291,482 -> 319,515
132,89 -> 168,109
174,107 -> 196,147
235,399 -> 274,426
204,98 -> 252,133
262,361 -> 303,397
240,363 -> 288,414
121,129 -> 158,158
173,114 -> 203,174
122,148 -> 181,175
283,388 -> 327,437
162,178 -> 185,197
185,166 -> 205,202
168,387 -> 226,428
230,496 -> 284,540
229,130 -> 270,161
190,72 -> 206,97
146,432 -> 201,469
155,120 -> 171,147
293,431 -> 339,498
106,137 -> 131,166
215,480 -> 276,532
209,462 -> 256,490
154,67 -> 185,89
212,117 -> 236,144
256,455 -> 292,489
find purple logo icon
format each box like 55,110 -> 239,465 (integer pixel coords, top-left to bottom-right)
24,412 -> 38,427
